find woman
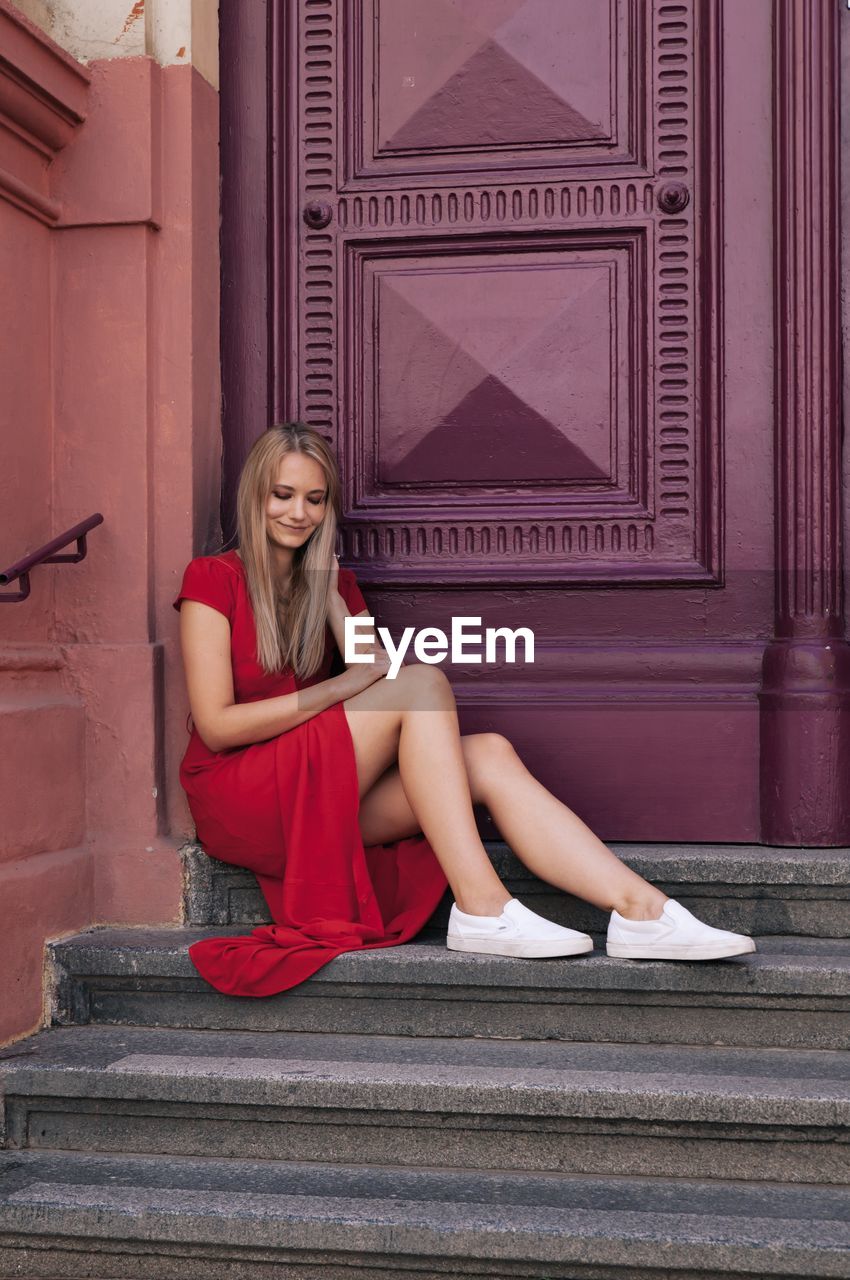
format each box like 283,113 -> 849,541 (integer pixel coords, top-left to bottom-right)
173,423 -> 755,997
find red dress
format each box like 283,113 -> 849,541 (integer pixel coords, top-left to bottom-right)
172,550 -> 449,997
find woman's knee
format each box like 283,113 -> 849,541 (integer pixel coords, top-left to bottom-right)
394,661 -> 454,707
462,731 -> 518,799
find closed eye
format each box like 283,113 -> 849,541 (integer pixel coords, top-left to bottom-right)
272,490 -> 326,504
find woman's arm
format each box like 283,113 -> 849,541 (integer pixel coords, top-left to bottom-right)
326,589 -> 386,665
179,600 -> 388,753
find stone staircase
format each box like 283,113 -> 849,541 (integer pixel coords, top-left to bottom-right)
0,842 -> 848,1277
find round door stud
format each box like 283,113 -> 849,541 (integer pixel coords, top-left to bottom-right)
656,182 -> 690,214
303,200 -> 333,229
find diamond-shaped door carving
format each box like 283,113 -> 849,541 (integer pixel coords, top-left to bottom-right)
345,234 -> 645,517
376,260 -> 613,486
348,0 -> 641,182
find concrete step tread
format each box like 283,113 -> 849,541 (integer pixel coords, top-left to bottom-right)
1,1149 -> 848,1273
50,927 -> 850,997
188,839 -> 850,885
587,843 -> 850,884
2,1025 -> 848,1126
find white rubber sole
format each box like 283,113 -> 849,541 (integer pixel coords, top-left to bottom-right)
606,937 -> 757,961
446,933 -> 594,959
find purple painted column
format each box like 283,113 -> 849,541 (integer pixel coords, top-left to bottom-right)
759,0 -> 850,844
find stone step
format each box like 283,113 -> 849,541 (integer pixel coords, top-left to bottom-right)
1,1148 -> 848,1280
2,1025 -> 848,1186
182,840 -> 850,937
49,927 -> 850,1050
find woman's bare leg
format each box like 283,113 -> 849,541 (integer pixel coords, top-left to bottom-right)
345,670 -> 666,920
344,665 -> 511,916
357,737 -> 511,845
465,734 -> 667,919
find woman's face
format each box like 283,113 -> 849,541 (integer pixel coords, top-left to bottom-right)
265,451 -> 328,553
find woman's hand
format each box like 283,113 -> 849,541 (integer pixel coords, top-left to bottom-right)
338,644 -> 391,697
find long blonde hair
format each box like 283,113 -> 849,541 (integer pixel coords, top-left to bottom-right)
235,423 -> 340,678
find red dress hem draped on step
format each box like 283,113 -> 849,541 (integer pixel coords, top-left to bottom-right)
172,550 -> 449,998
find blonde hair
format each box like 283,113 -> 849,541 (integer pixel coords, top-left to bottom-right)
235,423 -> 340,678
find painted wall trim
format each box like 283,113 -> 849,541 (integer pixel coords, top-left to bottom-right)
0,0 -> 89,221
0,1 -> 89,147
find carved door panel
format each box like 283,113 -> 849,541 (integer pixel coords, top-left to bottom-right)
277,0 -> 721,590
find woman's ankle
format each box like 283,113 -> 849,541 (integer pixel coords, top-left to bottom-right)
612,888 -> 669,921
454,891 -> 513,917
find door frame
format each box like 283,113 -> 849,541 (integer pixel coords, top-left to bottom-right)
219,0 -> 850,843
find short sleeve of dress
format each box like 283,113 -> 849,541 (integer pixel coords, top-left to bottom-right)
172,556 -> 235,621
339,565 -> 369,616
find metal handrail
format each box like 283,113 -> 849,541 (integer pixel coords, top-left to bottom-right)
0,514 -> 104,603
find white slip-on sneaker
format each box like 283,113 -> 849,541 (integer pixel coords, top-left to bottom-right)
606,898 -> 757,961
446,898 -> 594,959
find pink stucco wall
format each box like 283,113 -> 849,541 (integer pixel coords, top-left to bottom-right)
0,0 -> 220,1046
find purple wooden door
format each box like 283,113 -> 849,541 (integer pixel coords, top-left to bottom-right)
220,0 -> 847,842
273,0 -> 731,838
